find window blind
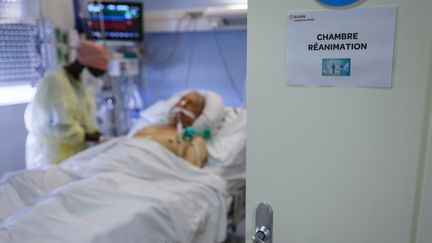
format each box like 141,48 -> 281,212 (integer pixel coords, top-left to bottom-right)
0,0 -> 44,86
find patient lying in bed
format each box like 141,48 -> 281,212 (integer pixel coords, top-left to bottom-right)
133,91 -> 208,168
0,91 -> 231,243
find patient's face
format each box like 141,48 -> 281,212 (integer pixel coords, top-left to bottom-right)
171,92 -> 205,127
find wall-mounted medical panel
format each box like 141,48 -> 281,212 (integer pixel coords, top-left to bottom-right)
144,4 -> 247,33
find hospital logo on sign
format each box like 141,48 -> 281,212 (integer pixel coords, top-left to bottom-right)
315,0 -> 366,8
289,14 -> 315,23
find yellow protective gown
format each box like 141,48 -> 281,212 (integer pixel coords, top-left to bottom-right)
25,69 -> 99,168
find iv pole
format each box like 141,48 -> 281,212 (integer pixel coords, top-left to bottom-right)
81,0 -> 123,136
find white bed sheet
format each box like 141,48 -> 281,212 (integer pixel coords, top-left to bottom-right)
130,102 -> 247,196
0,138 -> 227,243
204,146 -> 245,195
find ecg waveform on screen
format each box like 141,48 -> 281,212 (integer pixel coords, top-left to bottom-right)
91,21 -> 133,31
87,3 -> 142,40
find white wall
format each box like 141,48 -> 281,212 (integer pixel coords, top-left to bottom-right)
247,0 -> 432,242
41,0 -> 75,30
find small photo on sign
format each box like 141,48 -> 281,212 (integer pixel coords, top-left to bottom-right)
322,58 -> 351,76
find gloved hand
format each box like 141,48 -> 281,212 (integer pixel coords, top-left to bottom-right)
85,131 -> 101,142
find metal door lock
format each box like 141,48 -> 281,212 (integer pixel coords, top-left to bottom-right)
253,226 -> 271,242
252,203 -> 273,243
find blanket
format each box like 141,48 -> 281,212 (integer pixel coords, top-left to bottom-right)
0,138 -> 227,243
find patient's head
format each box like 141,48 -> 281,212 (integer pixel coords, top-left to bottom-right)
170,91 -> 205,127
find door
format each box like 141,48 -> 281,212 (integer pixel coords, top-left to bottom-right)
246,0 -> 432,243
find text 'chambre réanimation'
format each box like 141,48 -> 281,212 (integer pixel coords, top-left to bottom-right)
308,32 -> 368,51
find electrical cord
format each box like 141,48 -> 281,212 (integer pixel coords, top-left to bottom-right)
184,19 -> 197,89
147,15 -> 196,101
146,15 -> 190,66
212,32 -> 244,105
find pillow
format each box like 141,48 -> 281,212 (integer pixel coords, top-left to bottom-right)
206,108 -> 246,165
192,91 -> 225,132
127,90 -> 225,136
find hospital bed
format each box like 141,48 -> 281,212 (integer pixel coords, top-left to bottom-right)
129,91 -> 247,239
0,91 -> 246,243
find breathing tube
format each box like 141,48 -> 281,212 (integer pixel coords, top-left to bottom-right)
170,107 -> 196,144
170,107 -> 212,166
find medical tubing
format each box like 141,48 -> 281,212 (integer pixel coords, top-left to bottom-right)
147,15 -> 190,66
176,113 -> 184,156
184,20 -> 197,89
97,0 -> 106,42
38,0 -> 50,81
212,32 -> 244,104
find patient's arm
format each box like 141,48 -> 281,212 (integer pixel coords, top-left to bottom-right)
183,136 -> 208,168
133,125 -> 207,168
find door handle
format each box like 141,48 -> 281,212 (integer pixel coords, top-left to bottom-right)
252,202 -> 273,243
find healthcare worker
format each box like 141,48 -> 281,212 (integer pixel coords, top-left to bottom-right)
25,40 -> 110,169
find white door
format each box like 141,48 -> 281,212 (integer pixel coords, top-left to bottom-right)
246,0 -> 432,242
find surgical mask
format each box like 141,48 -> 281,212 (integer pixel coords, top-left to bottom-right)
81,68 -> 104,94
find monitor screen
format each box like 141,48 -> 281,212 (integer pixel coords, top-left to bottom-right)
87,1 -> 143,41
